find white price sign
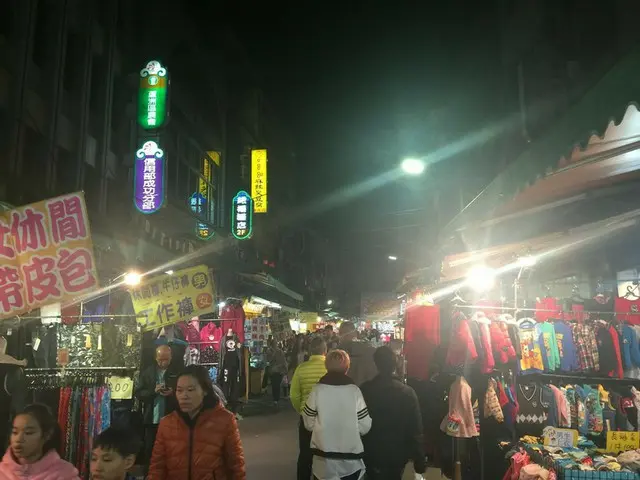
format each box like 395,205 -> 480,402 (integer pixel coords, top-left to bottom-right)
108,376 -> 134,400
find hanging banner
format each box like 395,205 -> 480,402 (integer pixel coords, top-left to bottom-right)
0,192 -> 99,320
138,60 -> 168,129
134,140 -> 165,214
189,152 -> 218,240
251,149 -> 267,213
231,191 -> 253,240
129,265 -> 215,331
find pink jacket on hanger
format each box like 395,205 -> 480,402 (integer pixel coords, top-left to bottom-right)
200,322 -> 223,350
0,450 -> 80,480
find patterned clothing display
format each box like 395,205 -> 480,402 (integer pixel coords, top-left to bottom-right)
516,383 -> 548,436
57,324 -> 103,367
58,385 -> 111,476
101,322 -> 142,368
201,345 -> 220,364
571,323 -> 599,372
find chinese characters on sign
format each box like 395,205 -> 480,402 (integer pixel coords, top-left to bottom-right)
128,265 -> 215,331
606,431 -> 640,453
134,140 -> 165,214
138,60 -> 168,129
0,193 -> 99,320
542,427 -> 578,448
251,149 -> 268,213
189,152 -> 219,240
231,191 -> 253,240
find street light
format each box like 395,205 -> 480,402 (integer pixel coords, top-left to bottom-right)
466,265 -> 496,293
123,271 -> 142,286
401,158 -> 426,176
388,255 -> 398,261
327,300 -> 333,306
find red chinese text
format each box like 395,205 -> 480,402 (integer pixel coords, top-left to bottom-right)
47,195 -> 88,244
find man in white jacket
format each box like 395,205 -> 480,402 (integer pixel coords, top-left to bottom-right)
302,349 -> 372,480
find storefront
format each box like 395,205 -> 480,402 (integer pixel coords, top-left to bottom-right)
401,47 -> 640,480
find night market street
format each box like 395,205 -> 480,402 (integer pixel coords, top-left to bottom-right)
239,402 -> 437,480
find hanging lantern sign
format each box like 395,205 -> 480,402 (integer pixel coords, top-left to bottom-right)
138,60 -> 168,129
231,191 -> 253,240
134,140 -> 165,214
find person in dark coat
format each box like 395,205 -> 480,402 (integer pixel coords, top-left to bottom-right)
360,346 -> 426,480
135,345 -> 180,470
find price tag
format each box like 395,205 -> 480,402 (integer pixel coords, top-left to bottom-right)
32,338 -> 41,351
606,431 -> 639,453
108,376 -> 134,400
542,427 -> 578,447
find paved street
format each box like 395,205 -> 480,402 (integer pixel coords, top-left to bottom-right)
240,405 -> 299,479
239,401 -> 443,480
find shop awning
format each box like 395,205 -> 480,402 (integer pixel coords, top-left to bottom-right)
442,47 -> 640,238
439,207 -> 640,284
238,273 -> 304,302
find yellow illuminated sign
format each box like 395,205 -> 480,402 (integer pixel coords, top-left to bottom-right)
251,149 -> 267,213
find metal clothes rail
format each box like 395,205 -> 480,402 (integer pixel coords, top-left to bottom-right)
452,303 -> 630,317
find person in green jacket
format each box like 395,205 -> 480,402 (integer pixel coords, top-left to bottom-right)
291,336 -> 327,480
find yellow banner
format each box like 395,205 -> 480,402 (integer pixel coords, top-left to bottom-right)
129,265 -> 215,331
0,192 -> 99,320
606,431 -> 639,453
300,312 -> 318,324
251,149 -> 267,213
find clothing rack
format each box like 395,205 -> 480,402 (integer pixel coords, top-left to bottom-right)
25,366 -> 136,372
452,304 -> 627,317
524,372 -> 640,387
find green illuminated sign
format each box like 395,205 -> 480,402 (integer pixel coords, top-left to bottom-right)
138,60 -> 168,129
232,191 -> 253,240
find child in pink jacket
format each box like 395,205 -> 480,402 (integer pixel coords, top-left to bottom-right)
0,404 -> 79,480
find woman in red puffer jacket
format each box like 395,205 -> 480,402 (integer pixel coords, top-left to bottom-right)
148,365 -> 245,480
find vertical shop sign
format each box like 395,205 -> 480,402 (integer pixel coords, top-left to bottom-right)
231,191 -> 253,240
0,192 -> 99,320
189,152 -> 219,240
134,140 -> 165,214
251,149 -> 267,213
138,60 -> 168,129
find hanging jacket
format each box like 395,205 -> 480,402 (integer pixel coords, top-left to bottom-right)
148,399 -> 246,480
0,449 -> 80,480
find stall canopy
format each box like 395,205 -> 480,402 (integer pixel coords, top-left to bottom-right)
439,207 -> 640,284
442,47 -> 640,238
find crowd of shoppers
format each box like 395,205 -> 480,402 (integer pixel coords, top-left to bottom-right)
290,320 -> 426,480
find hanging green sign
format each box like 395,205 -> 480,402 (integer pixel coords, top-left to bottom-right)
138,60 -> 168,129
232,191 -> 253,240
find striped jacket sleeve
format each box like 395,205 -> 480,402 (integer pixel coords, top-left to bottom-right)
302,386 -> 318,431
355,387 -> 372,436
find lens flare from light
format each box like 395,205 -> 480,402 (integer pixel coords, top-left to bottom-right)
466,266 -> 496,293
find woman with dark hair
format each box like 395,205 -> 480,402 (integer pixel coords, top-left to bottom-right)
148,365 -> 246,479
0,404 -> 80,479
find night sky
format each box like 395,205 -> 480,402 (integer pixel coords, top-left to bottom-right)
220,1 -> 507,300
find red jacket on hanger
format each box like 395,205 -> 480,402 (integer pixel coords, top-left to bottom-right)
220,303 -> 245,343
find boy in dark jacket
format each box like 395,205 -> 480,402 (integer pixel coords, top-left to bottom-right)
360,346 -> 426,480
91,427 -> 141,480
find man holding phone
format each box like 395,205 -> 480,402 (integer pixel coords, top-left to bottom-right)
136,345 -> 179,470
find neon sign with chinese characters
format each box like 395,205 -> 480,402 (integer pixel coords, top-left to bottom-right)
231,191 -> 253,240
251,149 -> 267,213
189,152 -> 218,240
134,140 -> 165,214
138,60 -> 168,129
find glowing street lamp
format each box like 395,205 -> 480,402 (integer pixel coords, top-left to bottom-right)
401,158 -> 426,176
466,265 -> 496,293
123,272 -> 142,286
327,300 -> 334,306
388,255 -> 398,261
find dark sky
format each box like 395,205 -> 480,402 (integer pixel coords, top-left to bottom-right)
222,1 -> 506,298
